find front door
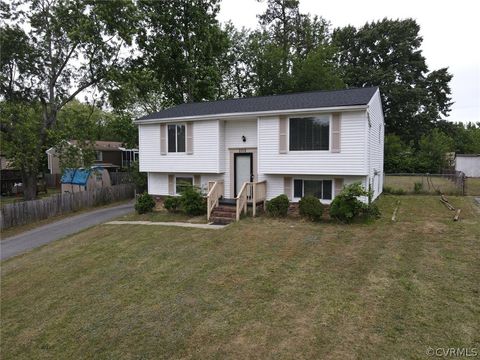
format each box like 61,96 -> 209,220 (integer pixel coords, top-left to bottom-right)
234,153 -> 253,197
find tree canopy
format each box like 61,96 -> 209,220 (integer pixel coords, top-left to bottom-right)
1,0 -> 475,199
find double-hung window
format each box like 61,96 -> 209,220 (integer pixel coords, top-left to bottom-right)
293,179 -> 332,200
289,116 -> 330,151
168,124 -> 186,153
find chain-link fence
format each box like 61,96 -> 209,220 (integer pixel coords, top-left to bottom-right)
384,172 -> 479,196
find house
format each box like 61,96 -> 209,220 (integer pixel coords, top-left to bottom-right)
136,87 -> 384,222
46,141 -> 138,174
455,154 -> 480,177
60,166 -> 111,193
0,154 -> 14,170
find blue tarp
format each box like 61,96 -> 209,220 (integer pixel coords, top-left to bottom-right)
61,167 -> 103,186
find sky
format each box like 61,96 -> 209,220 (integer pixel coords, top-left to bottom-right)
218,0 -> 480,124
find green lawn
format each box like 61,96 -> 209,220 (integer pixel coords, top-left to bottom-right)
384,175 -> 462,195
1,196 -> 479,359
118,209 -> 207,223
466,177 -> 480,196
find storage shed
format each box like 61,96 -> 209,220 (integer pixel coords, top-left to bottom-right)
61,167 -> 111,193
455,154 -> 480,177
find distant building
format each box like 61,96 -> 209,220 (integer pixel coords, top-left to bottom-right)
46,140 -> 138,174
0,154 -> 14,170
455,154 -> 480,177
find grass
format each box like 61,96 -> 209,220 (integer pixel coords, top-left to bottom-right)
1,195 -> 479,359
465,177 -> 480,196
118,209 -> 207,223
384,175 -> 462,195
0,200 -> 132,240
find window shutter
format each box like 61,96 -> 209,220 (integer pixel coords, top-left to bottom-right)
334,178 -> 344,196
160,124 -> 167,155
331,113 -> 341,153
186,122 -> 193,154
194,174 -> 201,187
279,116 -> 288,154
168,174 -> 174,195
284,176 -> 292,200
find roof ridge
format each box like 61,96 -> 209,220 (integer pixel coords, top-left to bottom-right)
177,86 -> 379,108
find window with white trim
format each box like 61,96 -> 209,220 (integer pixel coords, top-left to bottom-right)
168,124 -> 186,153
175,176 -> 193,194
289,116 -> 330,151
293,179 -> 332,200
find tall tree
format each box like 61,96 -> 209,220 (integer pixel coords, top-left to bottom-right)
0,0 -> 137,199
134,0 -> 229,105
220,23 -> 256,98
332,19 -> 453,144
251,0 -> 342,95
258,0 -> 301,80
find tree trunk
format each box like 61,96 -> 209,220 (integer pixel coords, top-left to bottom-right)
22,171 -> 38,201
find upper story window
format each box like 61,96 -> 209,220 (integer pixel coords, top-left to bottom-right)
289,116 -> 329,151
168,124 -> 186,153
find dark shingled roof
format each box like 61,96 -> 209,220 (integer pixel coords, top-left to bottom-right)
137,87 -> 378,121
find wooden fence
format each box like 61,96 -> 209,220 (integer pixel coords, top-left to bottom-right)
110,172 -> 134,186
0,184 -> 135,230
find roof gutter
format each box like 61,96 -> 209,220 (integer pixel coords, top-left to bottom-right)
135,104 -> 368,124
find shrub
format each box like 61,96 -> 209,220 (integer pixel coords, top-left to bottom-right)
266,194 -> 290,217
413,182 -> 423,194
364,202 -> 381,219
164,196 -> 181,213
135,192 -> 156,214
180,185 -> 206,216
330,183 -> 370,223
299,196 -> 323,222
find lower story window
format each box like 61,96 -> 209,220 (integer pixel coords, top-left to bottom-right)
293,179 -> 332,200
175,176 -> 193,194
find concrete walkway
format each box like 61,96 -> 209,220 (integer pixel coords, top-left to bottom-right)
1,202 -> 134,261
105,220 -> 226,230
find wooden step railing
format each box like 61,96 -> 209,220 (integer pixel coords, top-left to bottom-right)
207,180 -> 224,221
235,180 -> 267,221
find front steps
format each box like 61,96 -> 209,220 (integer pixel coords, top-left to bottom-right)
210,204 -> 236,225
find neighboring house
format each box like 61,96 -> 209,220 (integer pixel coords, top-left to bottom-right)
60,166 -> 111,193
46,141 -> 138,174
136,87 -> 385,216
0,154 -> 14,170
455,154 -> 480,177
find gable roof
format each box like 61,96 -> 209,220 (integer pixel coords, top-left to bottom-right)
69,140 -> 123,151
137,87 -> 379,122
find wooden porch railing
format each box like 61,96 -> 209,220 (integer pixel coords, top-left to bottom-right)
207,180 -> 224,221
235,180 -> 267,221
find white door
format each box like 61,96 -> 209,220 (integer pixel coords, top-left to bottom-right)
235,153 -> 252,196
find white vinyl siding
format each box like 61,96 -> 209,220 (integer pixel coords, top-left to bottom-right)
258,111 -> 368,175
258,174 -> 368,204
147,173 -> 220,196
139,120 -> 219,173
366,90 -> 385,200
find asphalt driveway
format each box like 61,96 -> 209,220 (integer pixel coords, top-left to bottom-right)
1,202 -> 134,260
